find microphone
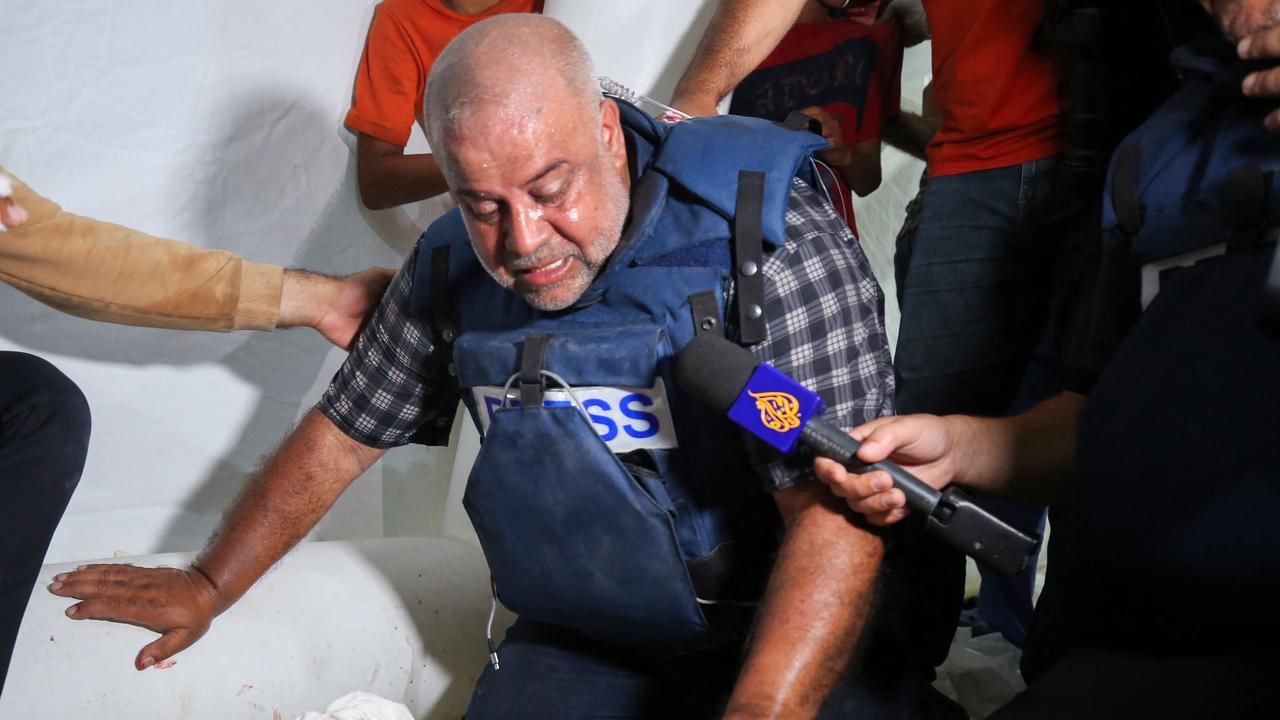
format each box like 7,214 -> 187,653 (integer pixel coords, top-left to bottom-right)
675,333 -> 1040,576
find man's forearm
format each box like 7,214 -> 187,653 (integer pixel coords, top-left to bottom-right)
671,0 -> 807,114
881,112 -> 939,161
356,134 -> 450,209
195,409 -> 385,611
953,391 -> 1085,505
0,165 -> 284,332
725,483 -> 884,719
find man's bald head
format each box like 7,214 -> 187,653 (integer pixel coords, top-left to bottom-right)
424,15 -> 602,161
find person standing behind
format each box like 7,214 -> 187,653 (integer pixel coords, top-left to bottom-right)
347,0 -> 544,210
728,0 -> 904,237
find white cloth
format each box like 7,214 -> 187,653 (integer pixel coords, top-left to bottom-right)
294,691 -> 415,720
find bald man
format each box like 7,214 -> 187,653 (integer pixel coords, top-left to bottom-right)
50,17 -> 911,719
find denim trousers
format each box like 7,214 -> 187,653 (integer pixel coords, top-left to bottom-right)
464,618 -> 960,719
893,157 -> 1100,645
0,353 -> 89,698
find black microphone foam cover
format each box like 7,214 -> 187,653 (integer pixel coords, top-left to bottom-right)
674,333 -> 761,414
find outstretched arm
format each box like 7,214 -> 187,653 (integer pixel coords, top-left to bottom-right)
49,410 -> 385,669
670,0 -> 807,115
816,392 -> 1085,525
724,483 -> 883,720
0,167 -> 390,345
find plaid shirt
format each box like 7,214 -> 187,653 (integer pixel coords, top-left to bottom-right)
319,178 -> 895,491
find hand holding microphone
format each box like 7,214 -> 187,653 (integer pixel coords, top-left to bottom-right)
814,413 -> 970,527
675,333 -> 1039,576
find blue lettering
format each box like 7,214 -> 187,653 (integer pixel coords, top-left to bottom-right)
484,395 -> 504,420
583,398 -> 618,441
620,393 -> 660,439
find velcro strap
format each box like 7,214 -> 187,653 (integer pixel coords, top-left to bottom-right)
734,171 -> 767,345
519,333 -> 551,407
689,290 -> 723,337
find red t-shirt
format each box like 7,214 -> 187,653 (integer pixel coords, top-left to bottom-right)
923,0 -> 1063,178
730,20 -> 904,236
345,0 -> 544,147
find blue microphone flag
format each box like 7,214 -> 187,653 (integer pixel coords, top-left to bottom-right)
726,363 -> 826,453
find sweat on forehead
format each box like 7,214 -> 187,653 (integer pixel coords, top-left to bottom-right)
423,15 -> 600,147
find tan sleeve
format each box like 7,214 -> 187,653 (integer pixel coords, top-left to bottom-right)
0,166 -> 284,332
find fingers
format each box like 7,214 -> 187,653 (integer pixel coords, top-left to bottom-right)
1239,27 -> 1280,61
48,563 -> 214,670
0,197 -> 29,228
1267,108 -> 1280,133
1240,27 -> 1280,131
1243,66 -> 1280,97
136,628 -> 198,670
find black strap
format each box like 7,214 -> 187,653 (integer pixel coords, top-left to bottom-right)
733,171 -> 767,345
1261,230 -> 1280,341
519,333 -> 551,407
429,245 -> 459,352
781,110 -> 822,136
1225,166 -> 1271,254
1111,141 -> 1144,238
689,291 -> 723,337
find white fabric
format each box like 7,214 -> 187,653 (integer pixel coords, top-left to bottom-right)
295,691 -> 414,720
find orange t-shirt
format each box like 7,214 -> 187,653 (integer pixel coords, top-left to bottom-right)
345,0 -> 544,147
923,0 -> 1063,178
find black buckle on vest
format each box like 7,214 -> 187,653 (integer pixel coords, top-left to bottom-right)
733,171 -> 767,345
518,333 -> 552,407
689,290 -> 723,338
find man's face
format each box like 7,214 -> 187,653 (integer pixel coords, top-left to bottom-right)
442,96 -> 631,311
1204,0 -> 1280,41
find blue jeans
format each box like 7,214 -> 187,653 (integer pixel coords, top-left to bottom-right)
464,618 -> 959,719
895,157 -> 1097,416
893,157 -> 1099,645
0,353 -> 90,698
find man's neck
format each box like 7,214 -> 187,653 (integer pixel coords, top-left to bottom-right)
442,0 -> 506,16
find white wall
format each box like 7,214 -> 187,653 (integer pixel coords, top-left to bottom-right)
0,0 -> 458,563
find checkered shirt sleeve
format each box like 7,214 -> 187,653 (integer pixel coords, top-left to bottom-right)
747,179 -> 897,491
318,248 -> 454,448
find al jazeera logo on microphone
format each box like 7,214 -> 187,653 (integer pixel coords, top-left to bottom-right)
726,364 -> 826,453
749,390 -> 802,432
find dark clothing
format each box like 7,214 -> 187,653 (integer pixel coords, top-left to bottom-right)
1012,37 -> 1280,715
892,153 -> 1100,660
0,352 -> 89,698
465,618 -> 961,720
990,646 -> 1280,720
894,155 -> 1099,417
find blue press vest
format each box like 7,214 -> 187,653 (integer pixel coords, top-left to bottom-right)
1070,39 -> 1280,651
409,101 -> 826,650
